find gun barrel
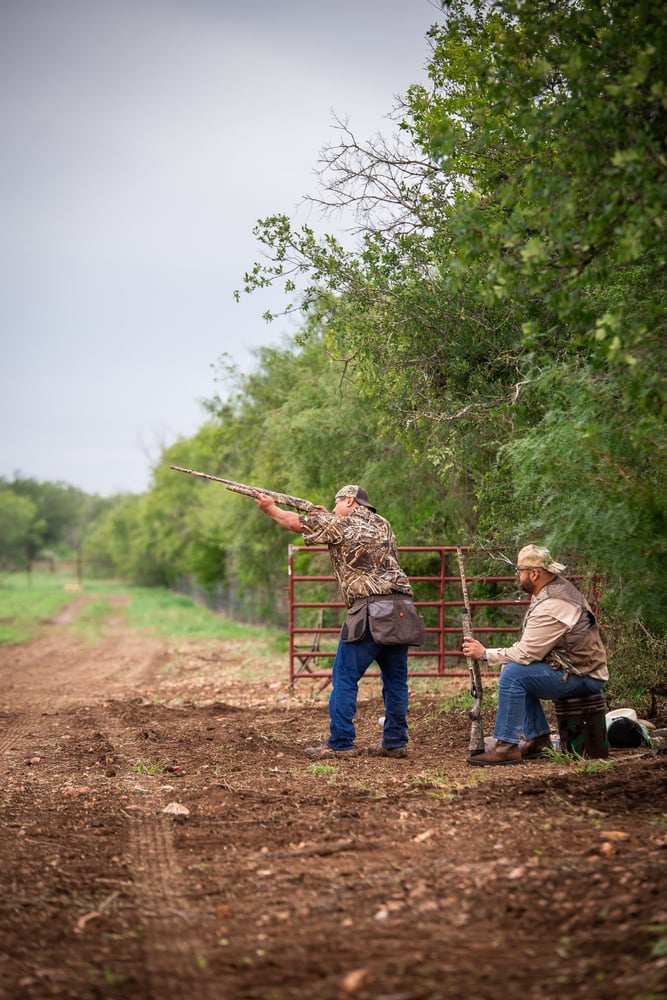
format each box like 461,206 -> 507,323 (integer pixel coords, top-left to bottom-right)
170,466 -> 315,513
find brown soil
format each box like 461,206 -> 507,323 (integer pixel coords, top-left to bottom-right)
1,596 -> 666,1000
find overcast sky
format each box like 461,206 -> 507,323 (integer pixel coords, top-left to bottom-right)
1,0 -> 441,496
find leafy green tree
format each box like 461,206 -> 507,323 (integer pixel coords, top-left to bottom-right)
0,491 -> 42,570
415,0 -> 666,398
239,0 -> 666,632
8,477 -> 83,549
3,476 -> 114,574
142,423 -> 233,586
414,0 -> 666,627
479,364 -> 666,625
81,494 -> 151,582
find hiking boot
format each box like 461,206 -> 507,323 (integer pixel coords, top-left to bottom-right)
368,742 -> 408,759
304,744 -> 360,760
467,739 -> 522,767
520,733 -> 554,759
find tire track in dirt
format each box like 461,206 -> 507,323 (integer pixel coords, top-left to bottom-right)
95,700 -> 222,1000
126,795 -> 219,1000
0,712 -> 41,755
1,600 -> 219,999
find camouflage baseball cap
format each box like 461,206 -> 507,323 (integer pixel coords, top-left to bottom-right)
517,544 -> 566,574
335,485 -> 376,513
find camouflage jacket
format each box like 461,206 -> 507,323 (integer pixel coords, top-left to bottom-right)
299,507 -> 412,608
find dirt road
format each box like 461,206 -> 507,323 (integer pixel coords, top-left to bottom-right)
1,599 -> 666,999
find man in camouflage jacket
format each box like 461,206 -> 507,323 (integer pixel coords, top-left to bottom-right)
254,484 -> 420,760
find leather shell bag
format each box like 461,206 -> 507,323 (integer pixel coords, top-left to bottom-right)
340,602 -> 368,642
341,596 -> 425,646
368,597 -> 425,646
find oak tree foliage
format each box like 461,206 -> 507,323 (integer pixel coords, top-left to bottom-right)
238,0 -> 666,631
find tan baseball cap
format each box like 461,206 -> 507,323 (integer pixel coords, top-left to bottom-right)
517,544 -> 566,574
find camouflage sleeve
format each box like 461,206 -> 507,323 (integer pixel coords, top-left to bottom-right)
299,511 -> 345,547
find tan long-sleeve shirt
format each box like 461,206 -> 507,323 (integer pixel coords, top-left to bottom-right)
485,579 -> 608,681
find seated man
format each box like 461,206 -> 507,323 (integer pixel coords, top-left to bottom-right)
462,544 -> 608,766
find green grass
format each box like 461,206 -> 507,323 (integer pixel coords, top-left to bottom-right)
307,763 -> 338,776
0,571 -> 281,646
544,747 -> 615,772
0,572 -> 81,643
124,586 -> 277,641
411,766 -> 486,798
76,597 -> 118,638
130,758 -> 167,775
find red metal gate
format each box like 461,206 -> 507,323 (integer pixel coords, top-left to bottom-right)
288,544 -> 529,684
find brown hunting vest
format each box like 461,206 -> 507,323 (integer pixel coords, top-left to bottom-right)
524,576 -> 607,677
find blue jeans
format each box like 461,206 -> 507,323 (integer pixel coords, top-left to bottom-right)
494,660 -> 606,744
327,635 -> 409,750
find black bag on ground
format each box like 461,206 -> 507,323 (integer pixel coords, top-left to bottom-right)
607,717 -> 647,749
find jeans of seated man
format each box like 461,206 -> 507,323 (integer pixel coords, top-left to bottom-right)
494,659 -> 606,744
327,634 -> 409,750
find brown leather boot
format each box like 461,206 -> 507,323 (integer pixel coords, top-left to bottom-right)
467,740 -> 522,766
520,733 -> 554,759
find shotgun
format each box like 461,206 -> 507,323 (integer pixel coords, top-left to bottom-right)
456,547 -> 485,756
170,465 -> 316,513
